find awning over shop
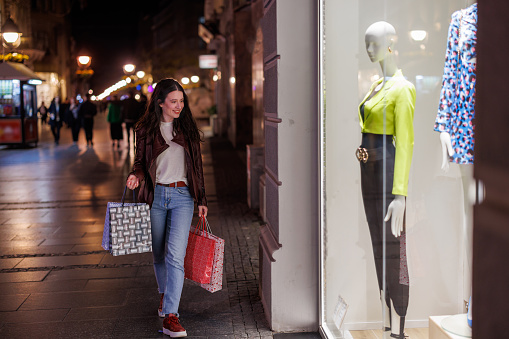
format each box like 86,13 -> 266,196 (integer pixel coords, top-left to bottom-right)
0,61 -> 42,81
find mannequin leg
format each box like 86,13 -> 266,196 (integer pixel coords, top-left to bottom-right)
390,300 -> 405,337
381,292 -> 391,339
459,165 -> 473,305
381,291 -> 391,329
459,164 -> 483,326
380,296 -> 405,339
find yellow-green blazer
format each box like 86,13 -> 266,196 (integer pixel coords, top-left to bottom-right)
358,69 -> 416,196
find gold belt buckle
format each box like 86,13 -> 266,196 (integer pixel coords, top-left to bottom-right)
356,147 -> 368,163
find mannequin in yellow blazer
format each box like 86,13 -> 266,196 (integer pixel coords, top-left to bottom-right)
360,23 -> 415,236
359,69 -> 416,196
359,21 -> 415,339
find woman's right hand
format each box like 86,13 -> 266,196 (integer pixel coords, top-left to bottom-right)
126,174 -> 140,190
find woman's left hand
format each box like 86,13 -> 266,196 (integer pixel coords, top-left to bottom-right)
198,206 -> 208,218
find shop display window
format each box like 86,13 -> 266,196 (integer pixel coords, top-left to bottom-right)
319,1 -> 477,338
0,80 -> 17,116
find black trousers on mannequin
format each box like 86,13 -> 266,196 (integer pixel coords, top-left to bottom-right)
359,133 -> 409,318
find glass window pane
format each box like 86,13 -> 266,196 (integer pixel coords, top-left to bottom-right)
320,0 -> 477,338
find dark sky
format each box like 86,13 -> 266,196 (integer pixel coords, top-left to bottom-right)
69,0 -> 154,93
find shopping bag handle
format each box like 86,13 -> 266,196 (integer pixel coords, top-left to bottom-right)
191,215 -> 212,236
199,215 -> 212,234
120,185 -> 137,206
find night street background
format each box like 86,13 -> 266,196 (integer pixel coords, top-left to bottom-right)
69,0 -> 154,93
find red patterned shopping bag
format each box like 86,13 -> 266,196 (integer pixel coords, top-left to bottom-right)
184,216 -> 225,292
184,217 -> 216,284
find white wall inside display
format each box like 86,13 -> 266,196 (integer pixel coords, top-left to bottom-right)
320,0 -> 476,335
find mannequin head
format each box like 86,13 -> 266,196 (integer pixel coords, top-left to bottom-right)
365,21 -> 396,63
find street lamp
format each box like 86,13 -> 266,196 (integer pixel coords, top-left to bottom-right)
76,51 -> 93,76
123,64 -> 135,74
1,17 -> 22,48
76,51 -> 93,99
136,70 -> 145,79
77,55 -> 92,68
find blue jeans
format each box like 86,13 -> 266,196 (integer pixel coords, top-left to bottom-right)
151,184 -> 194,315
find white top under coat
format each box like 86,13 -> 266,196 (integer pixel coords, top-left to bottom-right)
156,121 -> 188,186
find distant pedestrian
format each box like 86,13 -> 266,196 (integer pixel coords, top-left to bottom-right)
78,93 -> 97,147
48,96 -> 65,145
126,78 -> 207,338
61,98 -> 71,128
133,94 -> 148,151
121,90 -> 140,147
107,95 -> 123,149
66,97 -> 81,144
99,101 -> 108,114
38,101 -> 48,125
138,93 -> 148,115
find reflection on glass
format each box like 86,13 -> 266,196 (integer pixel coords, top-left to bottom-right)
409,30 -> 427,42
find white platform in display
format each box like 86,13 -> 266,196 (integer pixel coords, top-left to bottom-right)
429,314 -> 472,339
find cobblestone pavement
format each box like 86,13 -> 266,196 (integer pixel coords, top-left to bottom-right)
0,114 -> 272,338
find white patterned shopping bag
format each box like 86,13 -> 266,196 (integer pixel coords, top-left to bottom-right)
199,231 -> 224,292
102,187 -> 152,256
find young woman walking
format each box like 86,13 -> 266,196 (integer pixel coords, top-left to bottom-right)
126,78 -> 208,337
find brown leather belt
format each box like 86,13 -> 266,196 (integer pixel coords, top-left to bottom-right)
157,181 -> 187,188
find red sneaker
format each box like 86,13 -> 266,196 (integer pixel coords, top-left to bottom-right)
163,314 -> 187,337
158,294 -> 164,318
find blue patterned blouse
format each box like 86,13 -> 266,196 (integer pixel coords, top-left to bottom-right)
434,3 -> 477,164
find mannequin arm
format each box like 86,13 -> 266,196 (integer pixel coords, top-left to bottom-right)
384,195 -> 405,237
439,132 -> 455,171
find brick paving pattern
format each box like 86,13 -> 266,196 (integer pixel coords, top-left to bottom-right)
0,114 -> 272,338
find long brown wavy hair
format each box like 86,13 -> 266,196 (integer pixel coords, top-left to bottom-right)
135,78 -> 202,143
